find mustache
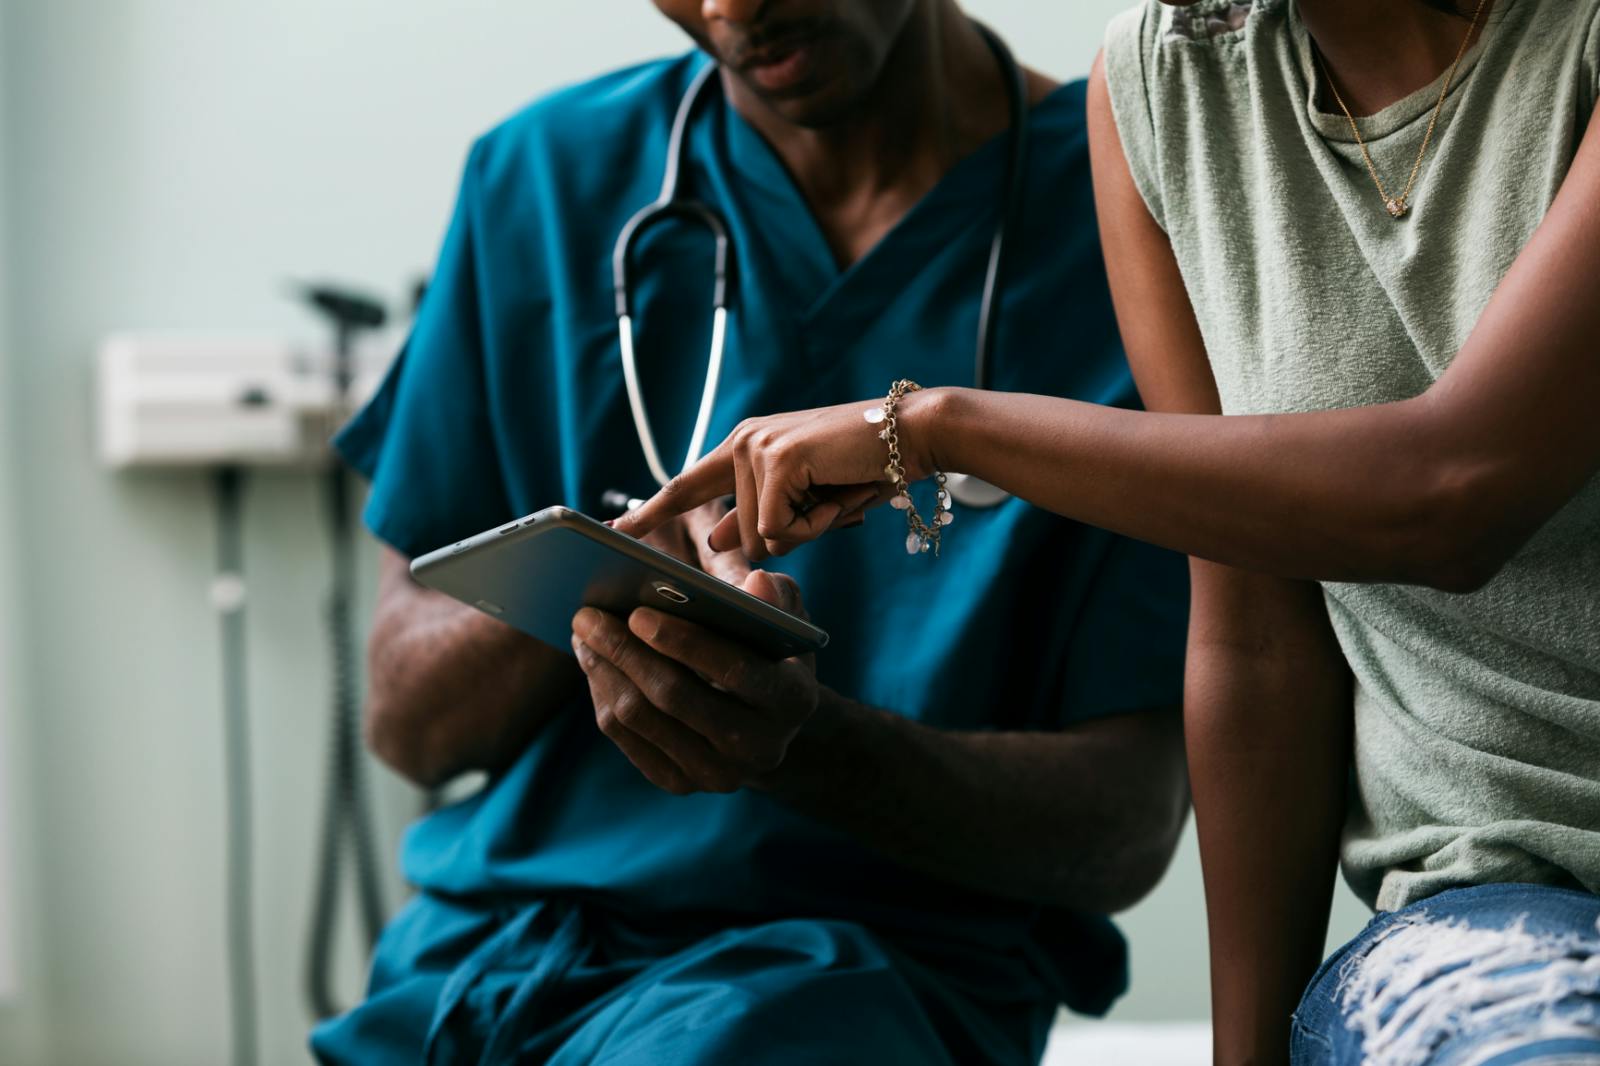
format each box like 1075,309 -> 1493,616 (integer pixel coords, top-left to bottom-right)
722,18 -> 835,69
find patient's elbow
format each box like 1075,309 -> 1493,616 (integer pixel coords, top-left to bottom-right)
1394,457 -> 1525,594
1419,544 -> 1506,596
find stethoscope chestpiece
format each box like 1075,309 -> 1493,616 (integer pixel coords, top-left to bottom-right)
944,472 -> 1013,508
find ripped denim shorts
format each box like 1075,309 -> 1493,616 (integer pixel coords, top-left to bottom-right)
1291,882 -> 1600,1066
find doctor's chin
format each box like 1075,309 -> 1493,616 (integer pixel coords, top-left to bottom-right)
4,1 -> 1597,1065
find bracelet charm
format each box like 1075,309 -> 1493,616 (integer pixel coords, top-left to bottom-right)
865,380 -> 952,556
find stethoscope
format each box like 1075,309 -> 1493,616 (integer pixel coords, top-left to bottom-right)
606,22 -> 1028,514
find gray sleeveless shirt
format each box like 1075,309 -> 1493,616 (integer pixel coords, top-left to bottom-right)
1105,0 -> 1600,912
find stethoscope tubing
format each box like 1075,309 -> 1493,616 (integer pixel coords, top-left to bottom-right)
617,303 -> 727,488
609,25 -> 1028,509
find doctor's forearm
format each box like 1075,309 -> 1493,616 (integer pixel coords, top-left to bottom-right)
366,548 -> 581,788
917,386 -> 1522,593
758,691 -> 1187,914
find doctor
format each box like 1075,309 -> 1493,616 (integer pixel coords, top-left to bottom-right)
314,1 -> 1189,1064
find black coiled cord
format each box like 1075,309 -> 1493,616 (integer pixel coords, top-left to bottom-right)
293,283 -> 393,1022
305,458 -> 389,1020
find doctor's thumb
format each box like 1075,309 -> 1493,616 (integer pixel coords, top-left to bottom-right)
743,570 -> 806,617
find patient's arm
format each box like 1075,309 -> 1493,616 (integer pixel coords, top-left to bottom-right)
940,89 -> 1600,591
1182,565 -> 1352,1066
624,72 -> 1600,589
364,545 -> 581,788
1086,56 -> 1353,1065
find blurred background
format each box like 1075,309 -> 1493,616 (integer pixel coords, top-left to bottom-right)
0,1 -> 1371,1063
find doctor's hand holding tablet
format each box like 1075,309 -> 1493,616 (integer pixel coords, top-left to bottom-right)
570,500 -> 827,796
411,492 -> 842,794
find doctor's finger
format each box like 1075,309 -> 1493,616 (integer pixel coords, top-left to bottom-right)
746,570 -> 807,619
744,570 -> 815,673
572,638 -> 691,794
612,443 -> 736,540
629,608 -> 810,722
598,710 -> 693,795
577,608 -> 757,755
575,637 -> 741,793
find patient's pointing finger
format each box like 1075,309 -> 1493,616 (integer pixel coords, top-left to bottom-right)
613,446 -> 735,540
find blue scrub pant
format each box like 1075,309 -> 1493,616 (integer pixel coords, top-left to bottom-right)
1291,884 -> 1600,1065
312,894 -> 1056,1066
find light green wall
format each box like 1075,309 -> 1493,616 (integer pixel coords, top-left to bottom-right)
0,2 -> 1371,1063
0,2 -> 46,1059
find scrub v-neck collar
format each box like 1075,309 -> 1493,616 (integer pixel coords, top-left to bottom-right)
716,75 -> 1075,363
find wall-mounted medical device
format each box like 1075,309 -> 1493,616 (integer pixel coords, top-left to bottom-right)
96,283 -> 405,1066
97,332 -> 395,470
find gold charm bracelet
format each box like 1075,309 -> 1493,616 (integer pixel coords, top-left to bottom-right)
864,380 -> 953,556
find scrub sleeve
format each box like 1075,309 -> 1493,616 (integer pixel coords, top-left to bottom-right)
335,142 -> 516,560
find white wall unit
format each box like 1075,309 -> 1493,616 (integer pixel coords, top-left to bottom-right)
97,332 -> 397,470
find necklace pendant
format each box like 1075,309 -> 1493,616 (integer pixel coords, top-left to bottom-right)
1385,197 -> 1409,219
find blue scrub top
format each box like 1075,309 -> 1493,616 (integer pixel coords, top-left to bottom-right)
337,54 -> 1187,1018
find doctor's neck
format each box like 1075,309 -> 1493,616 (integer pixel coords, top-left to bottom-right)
684,0 -> 1049,268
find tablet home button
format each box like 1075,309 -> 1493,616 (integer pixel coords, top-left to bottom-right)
651,582 -> 691,605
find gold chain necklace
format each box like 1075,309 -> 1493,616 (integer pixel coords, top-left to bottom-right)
1314,0 -> 1489,219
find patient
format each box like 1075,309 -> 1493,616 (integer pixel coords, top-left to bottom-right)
618,1 -> 1600,1063
311,2 -> 1192,1063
